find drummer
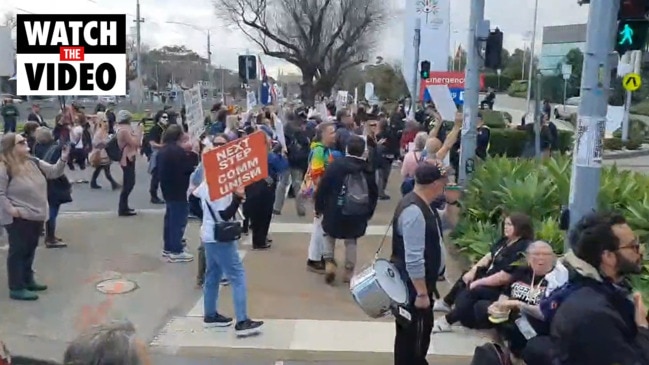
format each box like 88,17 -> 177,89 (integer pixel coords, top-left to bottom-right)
390,162 -> 461,365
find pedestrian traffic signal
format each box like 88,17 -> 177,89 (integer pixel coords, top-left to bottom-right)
238,55 -> 257,81
484,28 -> 504,69
615,20 -> 649,55
420,61 -> 431,79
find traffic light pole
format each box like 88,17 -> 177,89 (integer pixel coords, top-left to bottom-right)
567,0 -> 619,248
458,0 -> 484,186
410,18 -> 421,117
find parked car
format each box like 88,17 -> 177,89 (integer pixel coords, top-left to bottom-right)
554,96 -> 581,120
0,94 -> 24,104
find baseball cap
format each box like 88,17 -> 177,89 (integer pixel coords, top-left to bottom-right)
117,110 -> 132,122
414,163 -> 447,185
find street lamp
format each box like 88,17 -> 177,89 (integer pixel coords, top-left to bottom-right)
525,0 -> 540,115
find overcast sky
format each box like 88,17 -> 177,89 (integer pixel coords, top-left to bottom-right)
2,0 -> 590,75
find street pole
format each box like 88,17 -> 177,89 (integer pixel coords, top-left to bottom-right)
567,0 -> 619,248
534,71 -> 542,159
410,18 -> 421,118
207,30 -> 213,100
622,51 -> 638,143
524,0 -> 539,114
458,0 -> 484,186
134,0 -> 144,106
221,67 -> 225,103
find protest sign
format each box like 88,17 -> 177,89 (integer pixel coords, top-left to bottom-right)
184,84 -> 204,141
202,131 -> 269,200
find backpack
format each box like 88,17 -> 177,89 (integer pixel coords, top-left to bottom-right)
287,135 -> 310,166
539,282 -> 582,324
400,151 -> 427,196
105,136 -> 122,162
470,342 -> 511,365
340,172 -> 370,216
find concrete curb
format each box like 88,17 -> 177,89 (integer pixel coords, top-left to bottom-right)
603,148 -> 649,160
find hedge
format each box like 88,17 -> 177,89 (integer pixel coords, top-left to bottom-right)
488,129 -> 573,157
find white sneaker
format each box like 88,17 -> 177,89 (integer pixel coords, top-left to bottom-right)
432,316 -> 452,333
433,301 -> 451,313
167,251 -> 194,263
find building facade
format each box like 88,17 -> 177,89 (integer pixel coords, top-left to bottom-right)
539,24 -> 587,75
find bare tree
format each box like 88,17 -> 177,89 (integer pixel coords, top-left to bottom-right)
214,0 -> 387,105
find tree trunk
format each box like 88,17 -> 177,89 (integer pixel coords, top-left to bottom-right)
300,78 -> 316,106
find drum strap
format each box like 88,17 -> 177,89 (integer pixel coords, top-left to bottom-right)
373,221 -> 394,259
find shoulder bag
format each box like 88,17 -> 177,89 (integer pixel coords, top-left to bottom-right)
204,200 -> 242,242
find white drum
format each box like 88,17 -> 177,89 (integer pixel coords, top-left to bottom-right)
349,258 -> 409,319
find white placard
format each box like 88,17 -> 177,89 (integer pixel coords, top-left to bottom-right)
427,85 -> 457,122
561,64 -> 572,80
246,91 -> 257,112
336,90 -> 349,110
605,105 -> 624,137
364,82 -> 375,101
183,84 -> 204,142
574,116 -> 605,168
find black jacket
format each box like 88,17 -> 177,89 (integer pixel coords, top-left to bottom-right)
157,144 -> 199,202
551,252 -> 649,365
315,155 -> 378,239
33,141 -> 72,206
284,123 -> 310,171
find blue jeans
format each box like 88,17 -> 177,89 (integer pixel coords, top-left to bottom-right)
203,241 -> 248,322
45,203 -> 60,239
163,200 -> 189,254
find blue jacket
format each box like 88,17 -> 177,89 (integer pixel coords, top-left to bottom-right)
268,152 -> 289,178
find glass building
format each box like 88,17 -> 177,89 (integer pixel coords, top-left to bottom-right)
539,24 -> 587,75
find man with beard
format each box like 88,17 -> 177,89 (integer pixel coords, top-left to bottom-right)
549,212 -> 649,365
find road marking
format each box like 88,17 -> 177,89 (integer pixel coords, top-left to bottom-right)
150,317 -> 488,356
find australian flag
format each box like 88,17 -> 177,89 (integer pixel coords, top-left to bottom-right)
259,56 -> 275,105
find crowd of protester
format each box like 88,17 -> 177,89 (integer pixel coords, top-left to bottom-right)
0,96 -> 647,365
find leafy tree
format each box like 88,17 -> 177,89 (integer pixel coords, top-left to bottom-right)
214,0 -> 387,105
502,48 -> 529,80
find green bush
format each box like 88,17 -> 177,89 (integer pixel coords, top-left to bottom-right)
630,99 -> 649,116
452,156 -> 649,297
481,110 -> 510,129
488,129 -> 573,157
626,138 -> 643,150
604,137 -> 624,150
483,74 -> 513,92
507,80 -> 527,98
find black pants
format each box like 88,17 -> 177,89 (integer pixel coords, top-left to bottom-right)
246,185 -> 275,248
91,165 -> 117,188
394,296 -> 434,365
149,167 -> 160,199
68,148 -> 87,170
119,160 -> 136,213
6,218 -> 44,291
520,335 -> 554,365
377,160 -> 392,196
443,276 -> 466,305
446,286 -> 501,329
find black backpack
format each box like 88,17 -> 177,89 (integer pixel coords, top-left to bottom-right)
340,172 -> 370,216
287,135 -> 310,165
470,343 -> 511,365
105,136 -> 122,162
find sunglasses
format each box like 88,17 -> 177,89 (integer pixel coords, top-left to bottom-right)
161,116 -> 168,119
368,123 -> 378,127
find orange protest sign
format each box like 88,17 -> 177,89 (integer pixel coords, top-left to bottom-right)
203,131 -> 269,200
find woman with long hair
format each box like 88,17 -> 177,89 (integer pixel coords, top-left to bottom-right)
88,115 -> 120,190
0,133 -> 69,300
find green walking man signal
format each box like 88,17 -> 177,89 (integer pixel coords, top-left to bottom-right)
615,20 -> 649,55
619,24 -> 634,45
